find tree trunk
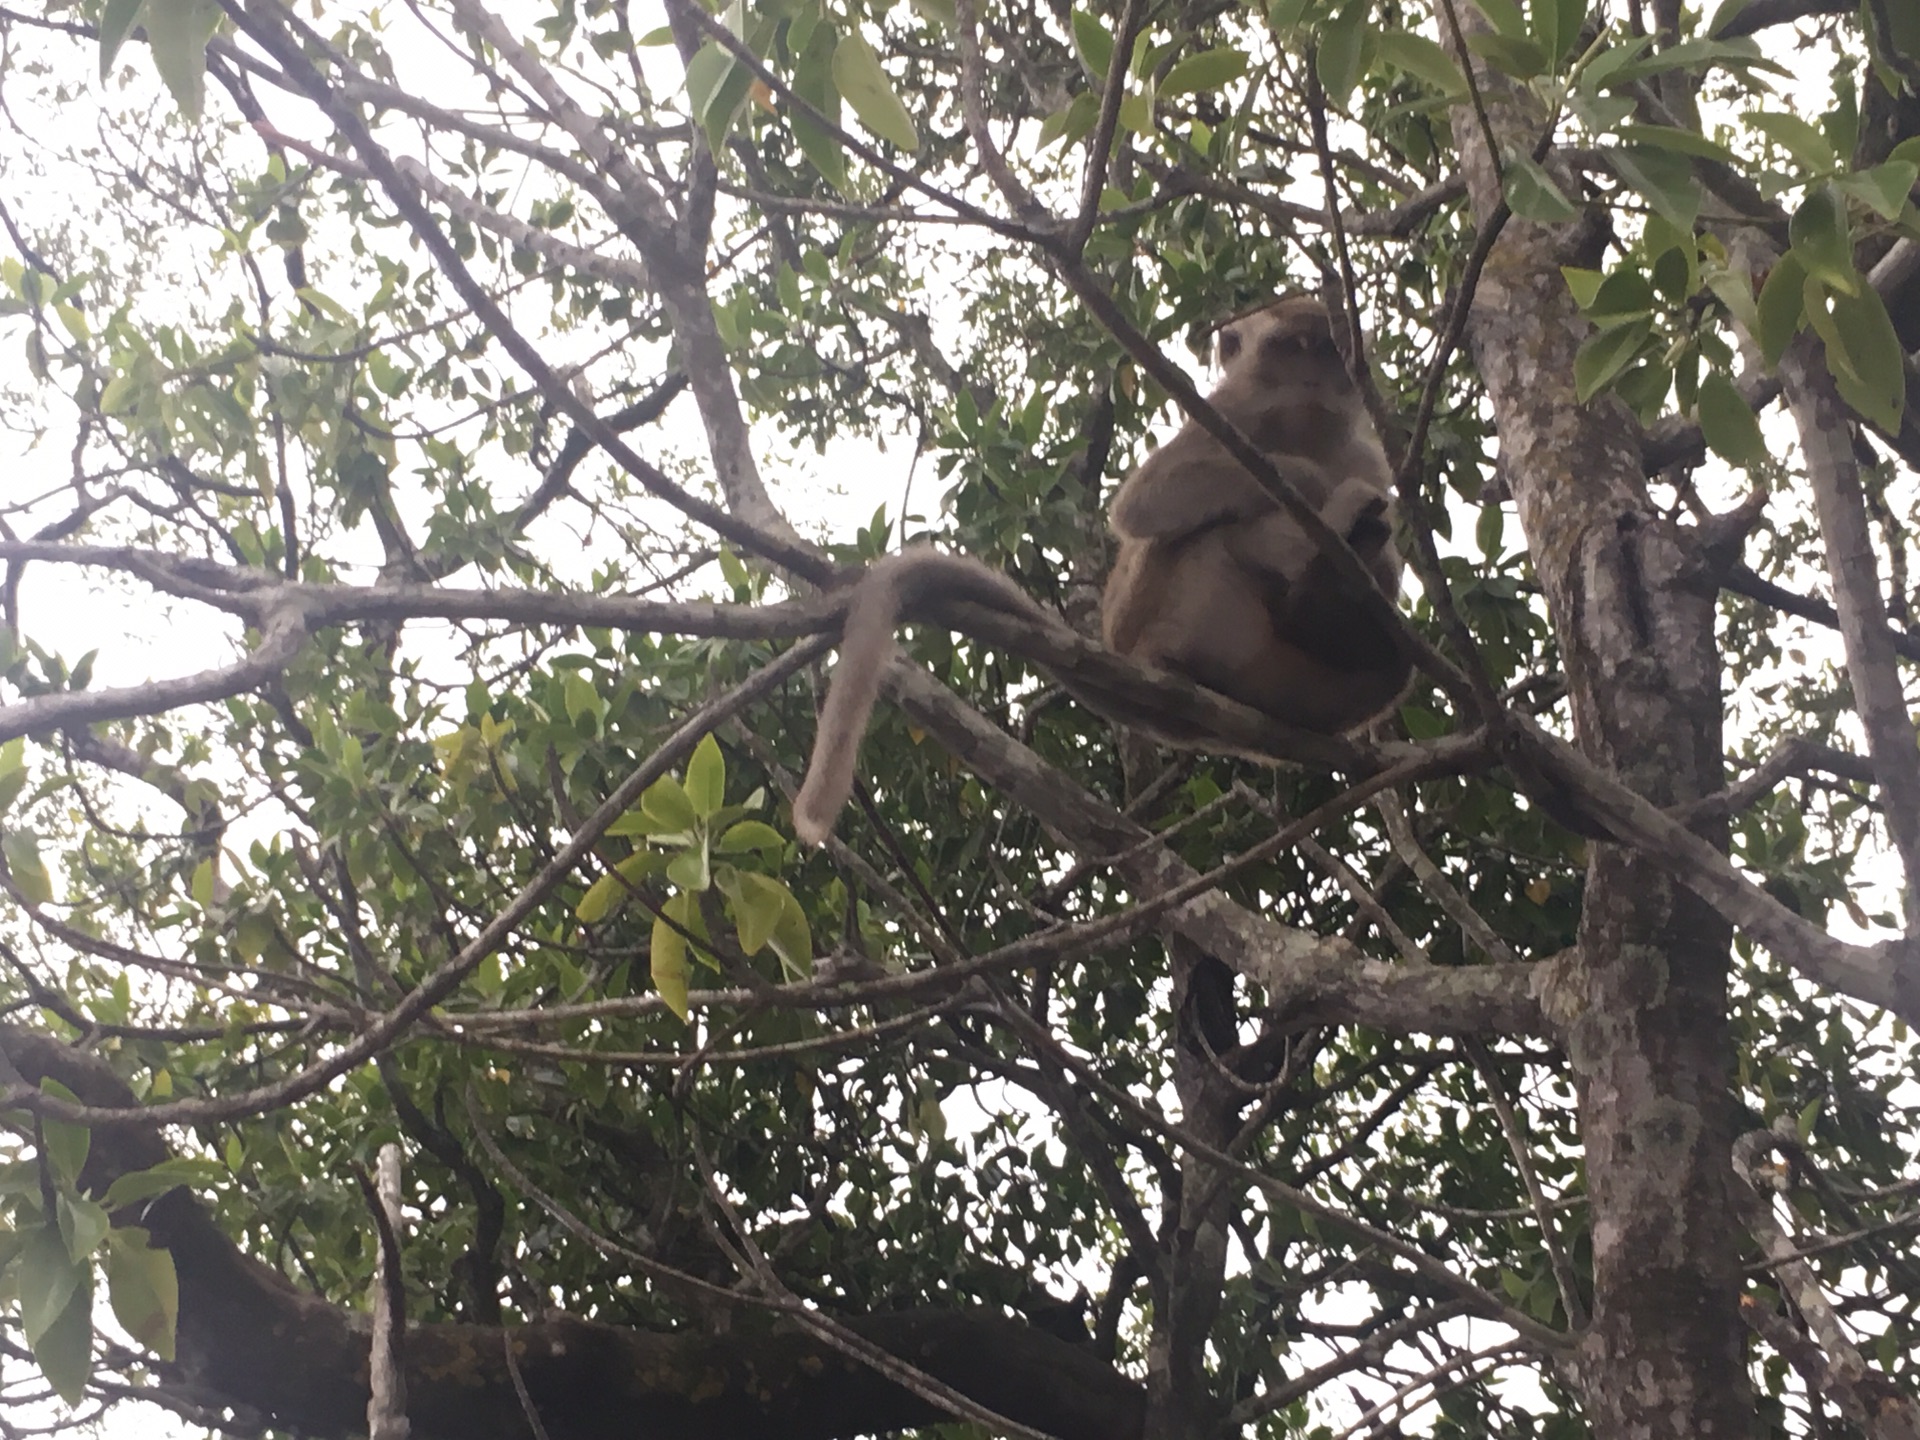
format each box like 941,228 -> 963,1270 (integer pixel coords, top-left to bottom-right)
1453,71 -> 1752,1440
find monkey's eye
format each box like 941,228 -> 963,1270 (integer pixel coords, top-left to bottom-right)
1218,330 -> 1243,362
1261,333 -> 1307,360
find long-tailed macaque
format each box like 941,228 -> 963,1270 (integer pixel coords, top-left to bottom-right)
790,296 -> 1410,846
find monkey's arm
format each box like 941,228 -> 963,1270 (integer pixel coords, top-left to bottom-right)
1108,434 -> 1332,541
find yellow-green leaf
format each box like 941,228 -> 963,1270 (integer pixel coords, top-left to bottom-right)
144,0 -> 222,120
105,1229 -> 178,1362
651,895 -> 694,1022
832,32 -> 919,151
684,734 -> 726,816
769,893 -> 813,980
639,775 -> 698,835
57,1194 -> 109,1264
1161,46 -> 1248,96
3,830 -> 52,904
576,850 -> 666,924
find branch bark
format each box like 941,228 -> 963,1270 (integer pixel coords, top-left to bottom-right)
0,1028 -> 1145,1440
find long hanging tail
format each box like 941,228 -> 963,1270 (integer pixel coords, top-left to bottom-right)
791,549 -> 1045,845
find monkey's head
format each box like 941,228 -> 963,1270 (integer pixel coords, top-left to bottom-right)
1214,297 -> 1360,413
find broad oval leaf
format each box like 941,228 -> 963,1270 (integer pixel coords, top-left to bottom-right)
832,32 -> 919,151
105,1229 -> 178,1362
651,895 -> 694,1022
20,1225 -> 82,1346
1375,31 -> 1467,96
1756,252 -> 1807,366
1161,47 -> 1249,96
1503,154 -> 1580,223
1696,371 -> 1767,467
1573,317 -> 1651,402
144,0 -> 222,121
32,1278 -> 92,1407
1788,185 -> 1858,293
97,0 -> 147,79
685,734 -> 726,817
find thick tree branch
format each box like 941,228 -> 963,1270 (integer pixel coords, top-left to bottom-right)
0,1028 -> 1145,1440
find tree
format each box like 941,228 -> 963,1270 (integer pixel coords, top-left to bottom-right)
0,0 -> 1915,1433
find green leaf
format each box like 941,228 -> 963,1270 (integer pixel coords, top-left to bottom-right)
40,1082 -> 88,1186
105,1229 -> 177,1362
790,23 -> 849,190
1614,124 -> 1736,163
1587,267 -> 1655,322
575,850 -> 666,924
639,775 -> 698,836
1529,0 -> 1584,65
1609,146 -> 1701,231
1070,8 -> 1113,75
685,41 -> 752,149
1704,265 -> 1761,338
57,1194 -> 109,1264
1805,278 -> 1905,431
1503,154 -> 1580,222
769,892 -> 813,980
1836,161 -> 1919,221
1315,9 -> 1367,103
1561,266 -> 1605,308
651,894 -> 694,1022
665,837 -> 711,893
1476,501 -> 1505,558
684,734 -> 725,817
1573,317 -> 1651,401
31,1275 -> 92,1406
1268,0 -> 1318,27
1788,186 -> 1858,293
1475,0 -> 1529,36
832,32 -> 919,151
3,829 -> 53,904
1748,111 -> 1838,175
1756,251 -> 1807,366
1795,1096 -> 1823,1142
1375,31 -> 1467,95
0,737 -> 26,816
717,820 -> 789,855
1696,371 -> 1767,466
99,1159 -> 225,1211
98,0 -> 147,78
562,673 -> 603,730
143,0 -> 222,121
190,857 -> 215,909
1467,30 -> 1549,79
728,869 -> 789,954
1161,46 -> 1249,95
20,1225 -> 81,1345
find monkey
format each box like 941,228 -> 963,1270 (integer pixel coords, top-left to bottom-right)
789,295 -> 1410,846
1101,295 -> 1409,737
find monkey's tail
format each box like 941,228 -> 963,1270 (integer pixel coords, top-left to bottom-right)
791,549 -> 1046,846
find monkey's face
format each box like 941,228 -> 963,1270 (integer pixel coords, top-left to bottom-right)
1215,299 -> 1355,411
